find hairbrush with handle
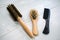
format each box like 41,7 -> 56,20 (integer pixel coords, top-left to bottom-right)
7,4 -> 34,38
30,9 -> 38,36
43,8 -> 50,34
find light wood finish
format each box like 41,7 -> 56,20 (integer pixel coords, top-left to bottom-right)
17,17 -> 34,38
32,20 -> 38,36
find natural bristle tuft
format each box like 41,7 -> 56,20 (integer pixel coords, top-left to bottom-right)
30,10 -> 38,19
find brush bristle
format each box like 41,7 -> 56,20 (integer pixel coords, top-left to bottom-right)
30,10 -> 38,19
11,4 -> 22,17
7,4 -> 22,21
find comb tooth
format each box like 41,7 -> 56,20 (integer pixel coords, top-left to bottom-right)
43,8 -> 50,19
11,4 -> 22,17
7,5 -> 19,21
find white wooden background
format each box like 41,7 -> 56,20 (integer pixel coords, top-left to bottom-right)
0,0 -> 60,40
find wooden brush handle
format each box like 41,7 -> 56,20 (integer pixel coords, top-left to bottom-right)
32,20 -> 38,36
17,17 -> 34,38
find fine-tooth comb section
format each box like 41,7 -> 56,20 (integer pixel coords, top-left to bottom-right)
7,4 -> 22,21
43,8 -> 50,19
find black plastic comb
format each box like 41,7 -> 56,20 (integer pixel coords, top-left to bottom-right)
43,8 -> 50,34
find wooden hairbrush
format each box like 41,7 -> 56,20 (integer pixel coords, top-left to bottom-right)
30,9 -> 38,36
7,4 -> 34,38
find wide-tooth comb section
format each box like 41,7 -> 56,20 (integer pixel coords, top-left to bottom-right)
7,4 -> 22,21
43,8 -> 50,19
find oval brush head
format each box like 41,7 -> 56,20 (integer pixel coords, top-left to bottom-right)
30,9 -> 38,20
